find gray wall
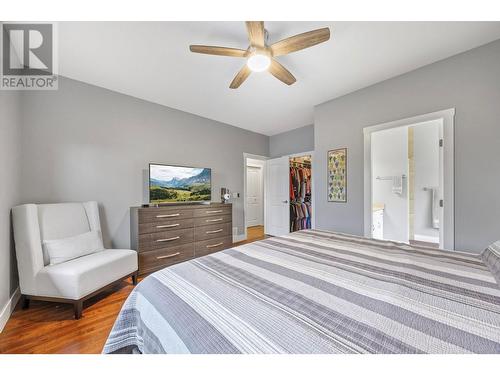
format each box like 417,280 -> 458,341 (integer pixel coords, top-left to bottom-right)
0,90 -> 21,316
314,39 -> 500,253
269,124 -> 314,158
20,77 -> 269,249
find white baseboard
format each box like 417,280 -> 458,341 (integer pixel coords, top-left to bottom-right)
414,234 -> 440,244
233,234 -> 246,243
0,287 -> 20,333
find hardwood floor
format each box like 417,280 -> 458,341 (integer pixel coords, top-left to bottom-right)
237,225 -> 267,244
0,278 -> 136,354
0,230 -> 269,354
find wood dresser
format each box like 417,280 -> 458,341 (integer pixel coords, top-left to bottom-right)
130,203 -> 233,275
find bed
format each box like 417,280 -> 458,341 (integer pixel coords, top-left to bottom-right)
103,229 -> 500,354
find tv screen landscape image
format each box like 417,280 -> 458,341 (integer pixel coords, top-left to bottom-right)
149,164 -> 211,204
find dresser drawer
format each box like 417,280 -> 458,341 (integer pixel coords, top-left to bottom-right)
139,228 -> 194,252
194,222 -> 232,241
194,214 -> 232,227
139,218 -> 194,234
138,243 -> 194,274
139,208 -> 194,223
193,206 -> 232,218
195,236 -> 233,257
131,204 -> 233,274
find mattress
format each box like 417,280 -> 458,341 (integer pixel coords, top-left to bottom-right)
103,229 -> 500,354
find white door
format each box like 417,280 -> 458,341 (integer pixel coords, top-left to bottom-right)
265,157 -> 290,236
246,165 -> 263,227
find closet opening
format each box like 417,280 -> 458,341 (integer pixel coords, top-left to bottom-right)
263,151 -> 315,237
289,155 -> 312,233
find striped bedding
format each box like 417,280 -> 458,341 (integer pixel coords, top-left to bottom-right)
103,229 -> 500,354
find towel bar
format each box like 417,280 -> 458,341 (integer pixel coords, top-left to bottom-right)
376,174 -> 406,180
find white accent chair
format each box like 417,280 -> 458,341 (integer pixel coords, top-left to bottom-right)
12,201 -> 138,319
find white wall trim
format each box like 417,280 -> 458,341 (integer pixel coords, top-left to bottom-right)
0,287 -> 20,333
232,234 -> 247,243
363,108 -> 455,249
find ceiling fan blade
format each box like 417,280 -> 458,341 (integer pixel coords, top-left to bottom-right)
268,59 -> 296,86
189,45 -> 247,57
246,21 -> 265,48
230,65 -> 251,89
271,27 -> 330,56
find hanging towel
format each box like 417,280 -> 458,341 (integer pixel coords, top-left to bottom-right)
431,187 -> 440,229
392,175 -> 403,195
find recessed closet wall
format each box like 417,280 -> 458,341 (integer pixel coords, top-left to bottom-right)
269,125 -> 314,158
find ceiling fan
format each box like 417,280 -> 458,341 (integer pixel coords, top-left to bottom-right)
189,22 -> 330,89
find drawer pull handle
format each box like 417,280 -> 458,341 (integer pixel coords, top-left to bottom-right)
206,210 -> 223,213
156,223 -> 180,229
206,242 -> 224,248
156,213 -> 180,218
206,218 -> 223,222
206,229 -> 223,234
157,252 -> 180,259
156,236 -> 180,242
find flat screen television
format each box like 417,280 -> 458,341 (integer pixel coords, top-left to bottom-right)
149,163 -> 211,204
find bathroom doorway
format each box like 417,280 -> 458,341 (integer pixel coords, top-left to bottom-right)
364,109 -> 455,250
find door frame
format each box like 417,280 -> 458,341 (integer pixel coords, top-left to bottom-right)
363,108 -> 455,249
243,153 -> 268,242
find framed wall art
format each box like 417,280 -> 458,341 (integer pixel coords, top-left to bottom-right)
327,148 -> 347,202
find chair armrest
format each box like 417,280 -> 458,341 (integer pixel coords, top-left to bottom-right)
12,204 -> 45,295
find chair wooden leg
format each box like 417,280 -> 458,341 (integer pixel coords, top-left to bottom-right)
132,271 -> 138,286
74,300 -> 83,319
21,295 -> 30,310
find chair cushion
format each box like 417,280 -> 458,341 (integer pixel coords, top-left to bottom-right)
36,249 -> 138,300
37,203 -> 92,264
43,230 -> 104,265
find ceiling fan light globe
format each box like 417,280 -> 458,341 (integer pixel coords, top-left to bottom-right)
247,54 -> 271,72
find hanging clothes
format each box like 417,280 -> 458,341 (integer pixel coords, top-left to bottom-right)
289,158 -> 312,232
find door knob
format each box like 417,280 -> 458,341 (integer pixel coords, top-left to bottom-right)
282,200 -> 288,204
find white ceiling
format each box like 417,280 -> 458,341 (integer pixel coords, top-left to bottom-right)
59,22 -> 500,136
